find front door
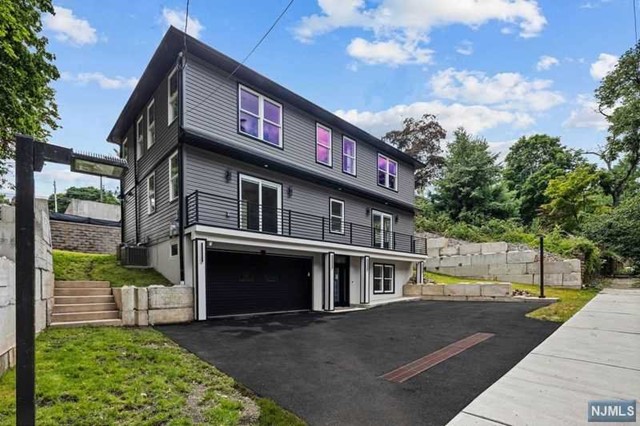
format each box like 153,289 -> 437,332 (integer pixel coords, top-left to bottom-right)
334,255 -> 350,307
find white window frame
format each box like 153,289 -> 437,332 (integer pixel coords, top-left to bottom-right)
238,85 -> 283,147
146,99 -> 156,149
168,67 -> 178,124
147,172 -> 156,215
238,174 -> 283,234
373,264 -> 395,294
168,152 -> 178,202
377,154 -> 398,190
136,116 -> 144,160
329,198 -> 344,234
121,137 -> 128,160
316,123 -> 332,167
372,209 -> 393,250
342,136 -> 356,176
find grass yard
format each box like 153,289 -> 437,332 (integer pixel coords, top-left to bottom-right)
53,250 -> 170,287
0,327 -> 304,426
426,272 -> 599,323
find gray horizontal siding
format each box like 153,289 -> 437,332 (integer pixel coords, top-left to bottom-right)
184,146 -> 414,249
123,188 -> 136,244
183,56 -> 415,206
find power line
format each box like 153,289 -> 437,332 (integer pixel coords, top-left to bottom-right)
189,0 -> 296,111
634,0 -> 638,43
184,0 -> 190,36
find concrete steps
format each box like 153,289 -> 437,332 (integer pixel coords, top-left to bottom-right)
51,281 -> 121,328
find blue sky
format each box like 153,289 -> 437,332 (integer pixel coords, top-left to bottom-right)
8,0 -> 633,198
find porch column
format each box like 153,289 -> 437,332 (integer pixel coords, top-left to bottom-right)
360,256 -> 370,304
193,239 -> 207,320
323,252 -> 335,311
417,261 -> 425,285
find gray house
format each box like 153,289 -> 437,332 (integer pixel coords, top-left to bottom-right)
107,27 -> 427,319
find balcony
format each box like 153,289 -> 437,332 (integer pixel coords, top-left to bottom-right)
185,191 -> 427,255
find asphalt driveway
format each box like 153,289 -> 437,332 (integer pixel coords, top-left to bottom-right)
158,301 -> 558,426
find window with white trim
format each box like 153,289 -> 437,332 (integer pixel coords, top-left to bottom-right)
373,264 -> 394,294
238,85 -> 282,147
168,68 -> 178,124
377,154 -> 398,190
342,136 -> 356,175
147,99 -> 156,148
136,116 -> 144,160
121,137 -> 128,160
329,198 -> 344,234
316,124 -> 332,166
168,152 -> 178,202
147,173 -> 156,215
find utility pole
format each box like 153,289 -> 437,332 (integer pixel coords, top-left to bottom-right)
53,180 -> 58,213
99,176 -> 104,203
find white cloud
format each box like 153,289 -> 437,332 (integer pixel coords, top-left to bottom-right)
295,0 -> 546,65
335,101 -> 534,137
456,40 -> 473,56
536,55 -> 559,71
346,37 -> 432,66
62,72 -> 138,90
563,94 -> 608,130
43,6 -> 97,46
161,7 -> 204,39
430,68 -> 565,112
590,53 -> 618,80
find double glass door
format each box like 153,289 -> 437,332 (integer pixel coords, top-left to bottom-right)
239,175 -> 282,234
372,211 -> 393,249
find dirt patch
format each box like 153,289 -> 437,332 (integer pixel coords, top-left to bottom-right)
237,395 -> 260,425
185,383 -> 207,424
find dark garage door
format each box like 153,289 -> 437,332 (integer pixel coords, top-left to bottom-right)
206,251 -> 312,317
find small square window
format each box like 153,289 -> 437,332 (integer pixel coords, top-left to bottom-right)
373,263 -> 394,294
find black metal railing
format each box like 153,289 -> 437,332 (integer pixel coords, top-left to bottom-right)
186,191 -> 427,255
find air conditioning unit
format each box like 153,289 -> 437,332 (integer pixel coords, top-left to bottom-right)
120,245 -> 149,267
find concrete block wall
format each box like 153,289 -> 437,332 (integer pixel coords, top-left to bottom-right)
50,220 -> 121,254
0,202 -> 54,377
425,237 -> 582,288
113,285 -> 193,326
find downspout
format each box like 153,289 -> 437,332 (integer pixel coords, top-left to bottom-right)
177,51 -> 186,285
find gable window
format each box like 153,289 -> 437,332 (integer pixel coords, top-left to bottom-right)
147,173 -> 156,215
342,136 -> 356,175
147,100 -> 156,149
238,85 -> 282,147
168,68 -> 178,124
121,137 -> 128,160
316,124 -> 332,166
377,154 -> 398,190
136,116 -> 144,160
168,152 -> 178,202
373,264 -> 395,294
329,198 -> 344,234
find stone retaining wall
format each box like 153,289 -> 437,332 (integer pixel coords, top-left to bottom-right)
113,286 -> 193,325
425,238 -> 582,288
50,220 -> 121,254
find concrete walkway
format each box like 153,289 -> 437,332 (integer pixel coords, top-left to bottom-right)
448,289 -> 640,425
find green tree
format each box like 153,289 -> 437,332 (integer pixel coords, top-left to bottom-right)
541,165 -> 607,232
590,42 -> 640,206
0,0 -> 60,188
432,128 -> 517,221
504,134 -> 582,224
382,113 -> 446,191
49,186 -> 119,213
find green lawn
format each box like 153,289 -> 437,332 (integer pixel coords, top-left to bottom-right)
426,272 -> 599,323
53,250 -> 170,287
0,328 -> 304,426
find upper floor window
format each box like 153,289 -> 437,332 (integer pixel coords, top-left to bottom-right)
136,116 -> 144,160
121,137 -> 128,160
329,198 -> 344,234
377,154 -> 398,190
147,172 -> 156,215
147,100 -> 156,149
238,85 -> 282,147
168,68 -> 178,124
316,124 -> 332,167
169,152 -> 178,202
342,136 -> 356,175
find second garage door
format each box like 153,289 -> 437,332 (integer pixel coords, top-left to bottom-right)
206,251 -> 312,317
